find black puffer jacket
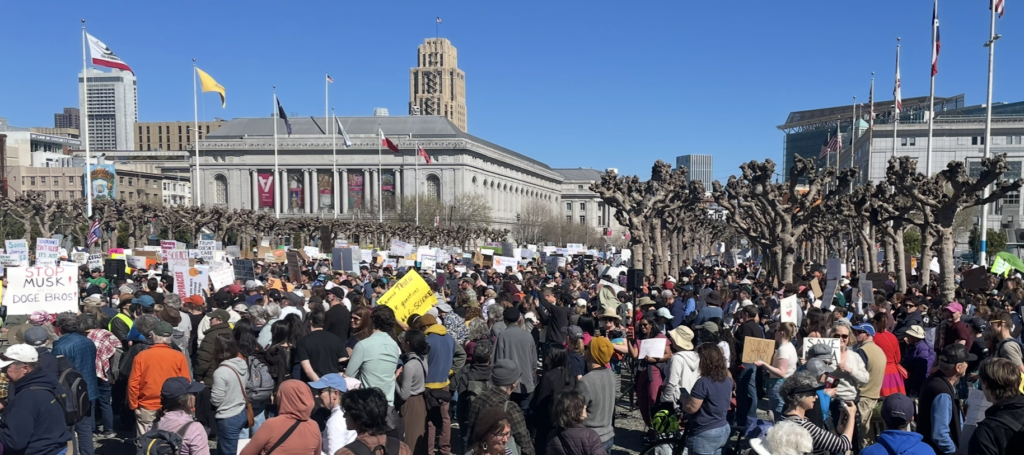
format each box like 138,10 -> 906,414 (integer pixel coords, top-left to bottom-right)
968,396 -> 1024,455
195,322 -> 233,385
545,426 -> 607,455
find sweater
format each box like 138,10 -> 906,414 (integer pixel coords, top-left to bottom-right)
494,325 -> 538,394
211,357 -> 249,419
396,353 -> 427,401
128,343 -> 191,410
545,426 -> 608,455
240,380 -> 322,455
831,348 -> 869,402
660,351 -> 700,404
423,324 -> 455,389
577,367 -> 616,443
860,430 -> 935,455
153,410 -> 210,455
196,322 -> 234,385
0,367 -> 73,455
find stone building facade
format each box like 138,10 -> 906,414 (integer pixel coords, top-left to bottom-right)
409,38 -> 467,132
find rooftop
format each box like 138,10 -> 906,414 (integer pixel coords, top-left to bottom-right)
778,94 -> 965,131
554,168 -> 605,181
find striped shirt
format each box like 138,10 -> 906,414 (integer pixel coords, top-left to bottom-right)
783,414 -> 852,455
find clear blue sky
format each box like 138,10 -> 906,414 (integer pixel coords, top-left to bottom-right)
2,0 -> 1020,183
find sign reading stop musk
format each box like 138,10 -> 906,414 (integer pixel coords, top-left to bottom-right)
1,266 -> 79,315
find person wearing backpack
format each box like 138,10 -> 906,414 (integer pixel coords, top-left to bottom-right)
235,318 -> 274,435
336,387 -> 412,455
52,312 -> 97,455
968,358 -> 1024,455
145,377 -> 210,455
210,333 -> 250,455
240,379 -> 321,455
0,344 -> 73,455
128,321 -> 191,437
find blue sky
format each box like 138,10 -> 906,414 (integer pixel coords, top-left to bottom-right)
1,0 -> 1020,183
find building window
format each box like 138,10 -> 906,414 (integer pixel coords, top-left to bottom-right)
566,202 -> 572,211
598,215 -> 604,225
68,177 -> 74,184
901,138 -> 908,146
1008,136 -> 1022,145
215,175 -> 228,204
119,177 -> 124,184
972,136 -> 986,145
40,177 -> 46,185
909,137 -> 916,146
53,191 -> 59,200
30,177 -> 35,185
578,185 -> 583,190
579,216 -> 586,225
425,175 -> 441,199
580,202 -> 586,211
1004,191 -> 1020,205
128,178 -> 133,186
566,215 -> 572,223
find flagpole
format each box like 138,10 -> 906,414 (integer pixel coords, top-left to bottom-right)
892,38 -> 900,160
927,0 -> 938,176
980,3 -> 1000,267
274,87 -> 280,219
332,108 -> 337,219
193,59 -> 201,208
81,20 -> 92,218
325,74 -> 329,136
378,124 -> 383,223
415,143 -> 420,226
851,96 -> 856,171
868,73 -> 875,185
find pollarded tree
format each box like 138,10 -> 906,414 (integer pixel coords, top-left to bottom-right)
886,154 -> 1023,301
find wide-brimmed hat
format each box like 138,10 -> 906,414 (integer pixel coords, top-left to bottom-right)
668,326 -> 694,351
905,325 -> 926,339
637,297 -> 656,308
598,307 -> 621,321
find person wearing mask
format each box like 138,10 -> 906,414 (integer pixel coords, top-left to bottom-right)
196,309 -> 234,385
128,321 -> 191,436
755,321 -> 798,420
397,330 -> 430,455
0,344 -> 73,455
919,344 -> 973,455
53,312 -> 98,455
210,333 -> 250,455
345,305 -> 402,438
546,391 -> 607,455
903,325 -> 935,397
150,377 -> 210,455
779,372 -> 856,455
968,358 -> 1024,455
241,379 -> 322,455
336,388 -> 413,455
861,393 -> 935,455
852,322 -> 885,449
467,360 -> 535,455
308,374 -> 357,455
493,307 -> 538,407
678,343 -> 734,455
578,337 -> 617,454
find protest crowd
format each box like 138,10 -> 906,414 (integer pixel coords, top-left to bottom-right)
1,242 -> 1024,455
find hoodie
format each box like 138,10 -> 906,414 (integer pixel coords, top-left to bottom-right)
0,367 -> 73,455
423,323 -> 455,389
660,351 -> 701,404
861,430 -> 936,455
240,380 -> 322,455
211,356 -> 249,419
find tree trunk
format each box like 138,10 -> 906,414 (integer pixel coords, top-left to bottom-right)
938,226 -> 957,302
884,232 -> 896,273
668,230 -> 680,280
868,224 -> 879,273
919,226 -> 936,286
894,225 -> 908,292
630,239 -> 644,271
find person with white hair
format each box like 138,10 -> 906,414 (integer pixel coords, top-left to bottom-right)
752,420 -> 813,455
257,302 -> 282,349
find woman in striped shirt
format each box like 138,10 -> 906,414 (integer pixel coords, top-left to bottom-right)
779,372 -> 856,455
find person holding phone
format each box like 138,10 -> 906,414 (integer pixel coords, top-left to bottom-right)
779,372 -> 855,455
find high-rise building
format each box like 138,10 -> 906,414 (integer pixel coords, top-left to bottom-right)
676,154 -> 713,184
79,68 -> 137,150
54,107 -> 80,130
409,38 -> 467,132
135,120 -> 226,151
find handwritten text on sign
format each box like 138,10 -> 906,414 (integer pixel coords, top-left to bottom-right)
377,270 -> 438,325
741,337 -> 776,365
1,266 -> 80,315
35,238 -> 60,266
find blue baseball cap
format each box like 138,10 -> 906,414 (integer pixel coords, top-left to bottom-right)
308,373 -> 347,391
135,295 -> 155,307
851,323 -> 876,337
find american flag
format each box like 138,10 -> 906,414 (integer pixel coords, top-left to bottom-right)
869,79 -> 876,131
932,1 -> 941,76
819,125 -> 842,159
326,74 -> 334,83
87,218 -> 101,246
993,0 -> 1005,18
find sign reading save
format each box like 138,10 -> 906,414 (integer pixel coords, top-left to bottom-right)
377,269 -> 437,324
1,266 -> 80,315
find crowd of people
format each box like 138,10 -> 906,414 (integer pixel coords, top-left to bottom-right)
0,254 -> 1023,455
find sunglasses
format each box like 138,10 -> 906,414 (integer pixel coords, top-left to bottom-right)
836,334 -> 849,339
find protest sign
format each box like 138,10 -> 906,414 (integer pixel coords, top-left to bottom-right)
5,239 -> 28,262
384,259 -> 398,269
741,337 -> 776,365
542,246 -> 557,254
801,337 -> 841,363
161,240 -> 177,261
303,246 -> 320,260
188,249 -> 201,259
0,254 -> 22,267
286,251 -> 301,282
198,240 -> 215,262
779,295 -> 799,323
88,254 -> 103,270
493,256 -> 518,271
334,239 -> 347,249
566,243 -> 584,255
233,259 -> 255,282
1,265 -> 79,315
209,267 -> 235,291
378,270 -> 438,324
225,246 -> 241,259
390,240 -> 412,257
361,250 -> 372,264
420,255 -> 436,271
71,252 -> 89,265
173,266 -> 209,299
35,238 -> 60,266
127,256 -> 148,269
166,250 -> 190,271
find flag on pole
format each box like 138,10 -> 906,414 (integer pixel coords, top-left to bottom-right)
894,47 -> 903,111
437,16 -> 442,23
819,128 -> 841,159
277,98 -> 292,135
326,74 -> 334,83
86,33 -> 133,73
932,2 -> 941,76
418,146 -> 432,164
87,218 -> 101,246
869,79 -> 876,131
379,129 -> 400,153
992,0 -> 1005,17
336,117 -> 352,148
196,67 -> 226,108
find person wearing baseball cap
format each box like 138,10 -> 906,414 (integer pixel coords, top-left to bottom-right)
127,321 -> 191,436
465,359 -> 535,455
0,344 -> 73,455
306,373 -> 353,455
861,393 -> 932,455
901,325 -> 935,395
918,343 -> 976,454
195,309 -> 234,385
148,377 -> 208,455
941,301 -> 974,353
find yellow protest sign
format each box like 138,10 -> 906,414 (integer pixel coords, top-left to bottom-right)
378,270 -> 437,325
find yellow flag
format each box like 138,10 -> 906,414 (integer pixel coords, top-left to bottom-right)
196,67 -> 226,108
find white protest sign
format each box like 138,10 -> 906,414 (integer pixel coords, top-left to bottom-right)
198,240 -> 216,262
88,254 -> 103,270
127,256 -> 148,269
166,250 -> 190,271
802,337 -> 841,363
225,246 -> 241,258
384,259 -> 398,269
60,261 -> 78,269
173,266 -> 210,299
160,240 -> 176,261
5,239 -> 29,261
420,254 -> 437,271
209,266 -> 235,291
780,295 -> 799,323
1,266 -> 80,315
210,259 -> 230,271
334,239 -> 347,248
261,237 -> 271,247
361,250 -> 372,264
35,238 -> 60,266
390,240 -> 412,257
303,246 -> 320,259
71,252 -> 89,265
566,243 -> 585,255
542,246 -> 557,254
0,254 -> 22,267
493,256 -> 518,271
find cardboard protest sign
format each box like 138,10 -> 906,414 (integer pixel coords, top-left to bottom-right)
35,238 -> 60,266
802,337 -> 841,363
741,337 -> 776,365
378,270 -> 438,325
390,240 -> 412,257
779,295 -> 799,323
1,265 -> 80,315
809,279 -> 822,300
173,266 -> 209,299
233,259 -> 255,282
209,267 -> 235,291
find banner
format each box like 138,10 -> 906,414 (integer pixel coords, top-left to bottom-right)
87,164 -> 117,200
348,171 -> 364,210
257,173 -> 275,207
35,238 -> 61,266
378,270 -> 438,325
318,171 -> 333,208
287,171 -> 303,210
1,266 -> 80,315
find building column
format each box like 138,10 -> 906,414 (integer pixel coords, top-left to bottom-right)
363,169 -> 371,209
334,168 -> 342,215
371,169 -> 379,211
303,169 -> 311,214
395,169 -> 402,211
314,169 -> 322,214
280,169 -> 289,214
251,169 -> 259,210
341,169 -> 348,215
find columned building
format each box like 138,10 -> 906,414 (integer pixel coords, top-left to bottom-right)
553,168 -> 622,235
197,116 -> 562,228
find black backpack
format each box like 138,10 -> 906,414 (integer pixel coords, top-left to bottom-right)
344,437 -> 401,455
135,421 -> 197,455
27,386 -> 75,427
53,355 -> 91,424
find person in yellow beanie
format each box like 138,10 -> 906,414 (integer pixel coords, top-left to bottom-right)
579,337 -> 616,453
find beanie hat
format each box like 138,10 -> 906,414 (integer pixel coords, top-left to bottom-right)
471,407 -> 512,445
490,359 -> 520,386
590,336 -> 614,366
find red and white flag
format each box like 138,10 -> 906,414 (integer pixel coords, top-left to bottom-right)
379,129 -> 400,153
417,146 -> 431,164
932,0 -> 941,76
86,33 -> 133,73
992,0 -> 1005,18
894,45 -> 903,111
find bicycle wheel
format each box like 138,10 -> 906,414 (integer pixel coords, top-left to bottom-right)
639,437 -> 686,455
